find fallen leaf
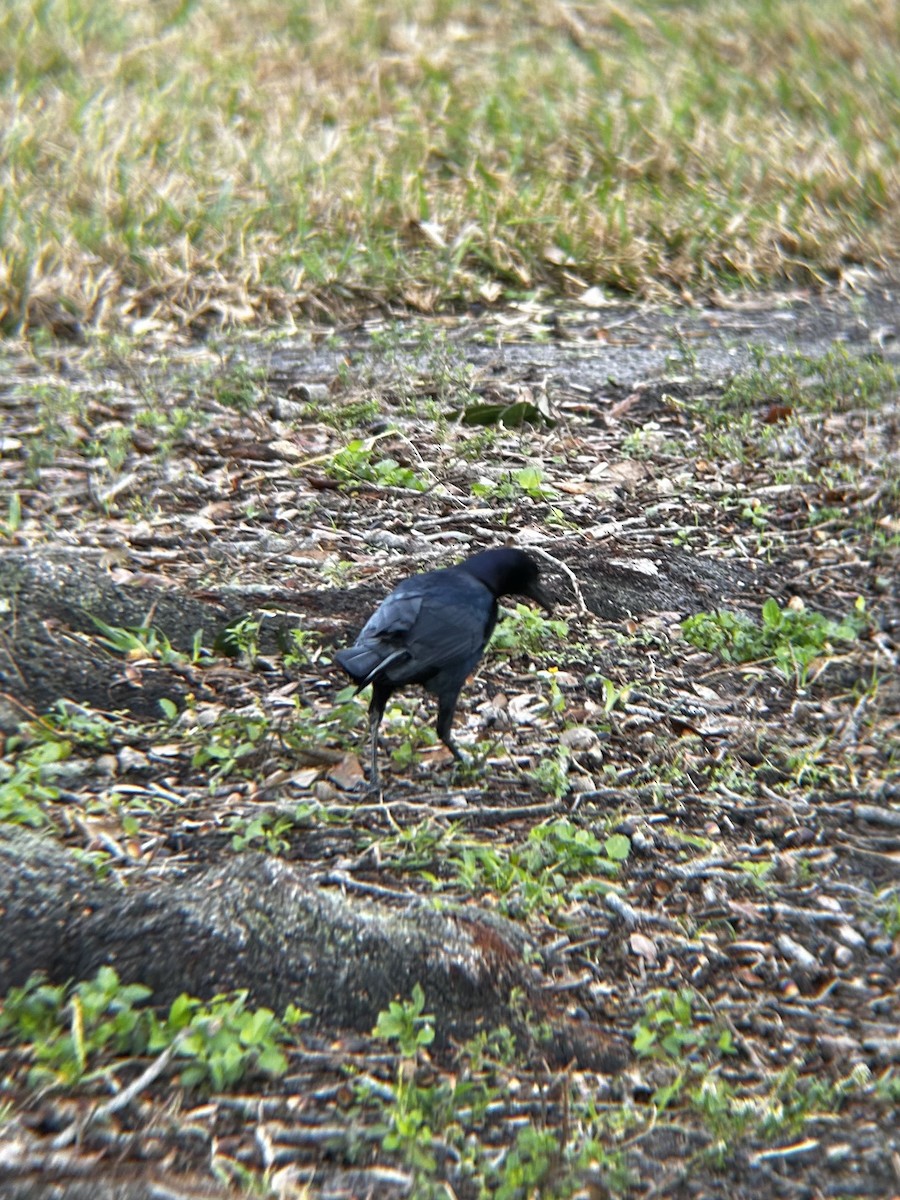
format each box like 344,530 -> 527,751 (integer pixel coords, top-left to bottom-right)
290,768 -> 321,788
762,403 -> 793,424
579,286 -> 608,308
328,754 -> 365,790
630,933 -> 657,963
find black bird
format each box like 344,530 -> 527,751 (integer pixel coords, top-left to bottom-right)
335,548 -> 554,785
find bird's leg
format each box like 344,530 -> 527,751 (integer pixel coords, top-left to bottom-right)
368,710 -> 380,790
367,683 -> 390,790
436,698 -> 471,766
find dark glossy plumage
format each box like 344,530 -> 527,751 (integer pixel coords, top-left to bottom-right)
335,548 -> 553,785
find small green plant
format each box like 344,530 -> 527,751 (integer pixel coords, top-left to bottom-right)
633,988 -> 734,1065
493,1125 -> 561,1200
210,357 -> 267,413
87,423 -> 133,474
0,733 -> 74,827
685,347 -> 899,468
529,819 -> 630,878
452,819 -> 627,918
319,392 -> 382,431
530,746 -> 571,799
190,711 -> 271,784
664,329 -> 700,376
320,557 -> 358,587
1,491 -> 22,537
454,425 -> 502,461
227,810 -> 295,854
366,321 -> 477,416
682,597 -> 866,684
597,676 -> 633,715
486,1115 -> 627,1199
472,466 -> 556,503
368,985 -> 439,1173
377,700 -> 440,770
492,604 -> 569,658
1,968 -> 306,1092
536,668 -> 566,716
375,820 -> 461,872
462,1024 -> 518,1072
761,1064 -> 874,1140
134,401 -> 197,459
734,858 -> 776,888
326,439 -> 430,491
691,1061 -> 881,1158
734,496 -> 771,531
373,983 -> 435,1058
722,344 -> 897,416
283,628 -> 322,670
155,990 -> 305,1091
873,888 -> 900,939
0,967 -> 153,1086
16,381 -> 84,476
1,708 -> 151,838
89,616 -> 189,665
217,614 -> 261,663
875,1070 -> 900,1104
32,702 -> 144,754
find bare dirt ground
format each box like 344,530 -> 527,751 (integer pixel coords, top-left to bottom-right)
0,278 -> 898,1199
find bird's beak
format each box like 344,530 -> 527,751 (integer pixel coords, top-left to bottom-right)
527,582 -> 555,614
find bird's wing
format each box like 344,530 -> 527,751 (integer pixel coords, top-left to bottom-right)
390,585 -> 492,684
339,573 -> 492,687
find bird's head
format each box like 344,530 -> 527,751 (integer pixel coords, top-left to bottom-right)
459,547 -> 554,612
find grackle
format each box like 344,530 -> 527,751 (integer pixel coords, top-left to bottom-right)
335,547 -> 553,786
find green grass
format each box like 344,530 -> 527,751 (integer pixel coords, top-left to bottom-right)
2,0 -> 899,335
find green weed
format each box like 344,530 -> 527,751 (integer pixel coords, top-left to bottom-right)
283,628 -> 323,670
530,747 -> 572,800
209,357 -> 267,414
0,967 -> 306,1093
228,810 -> 295,854
365,321 -> 478,416
723,345 -> 897,415
682,597 -> 866,685
157,990 -> 306,1091
326,439 -> 431,492
367,985 -> 439,1175
189,711 -> 270,784
1,492 -> 22,537
362,985 -> 624,1198
451,819 -> 627,918
634,987 -> 735,1066
472,467 -> 557,503
0,739 -> 66,828
217,614 -> 262,664
373,983 -> 435,1059
90,616 -> 197,667
493,604 -> 569,658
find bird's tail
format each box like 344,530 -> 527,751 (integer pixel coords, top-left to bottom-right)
334,644 -> 407,689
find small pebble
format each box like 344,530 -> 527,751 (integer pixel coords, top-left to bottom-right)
560,725 -> 598,751
833,945 -> 854,968
117,746 -> 151,774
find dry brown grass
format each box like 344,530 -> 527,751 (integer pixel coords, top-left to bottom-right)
2,0 -> 898,335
